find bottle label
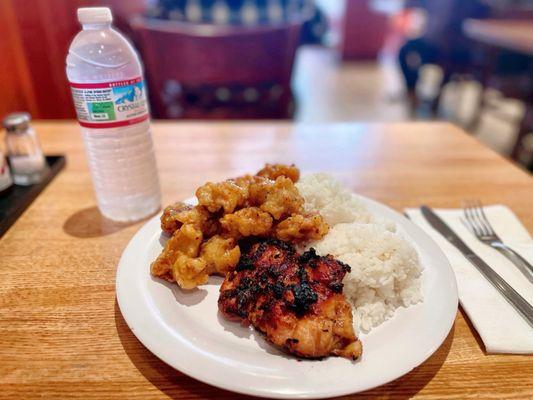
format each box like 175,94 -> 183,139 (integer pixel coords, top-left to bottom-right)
70,77 -> 149,128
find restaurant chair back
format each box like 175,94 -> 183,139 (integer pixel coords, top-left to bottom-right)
129,17 -> 302,119
466,9 -> 533,162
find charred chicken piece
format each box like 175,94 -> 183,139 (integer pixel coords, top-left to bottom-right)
218,239 -> 362,360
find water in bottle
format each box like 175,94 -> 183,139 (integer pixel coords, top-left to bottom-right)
66,7 -> 161,222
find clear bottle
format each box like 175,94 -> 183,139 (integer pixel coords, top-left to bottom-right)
66,7 -> 161,222
0,151 -> 13,194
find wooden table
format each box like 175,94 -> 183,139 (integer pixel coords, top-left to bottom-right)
463,19 -> 533,56
1,121 -> 532,399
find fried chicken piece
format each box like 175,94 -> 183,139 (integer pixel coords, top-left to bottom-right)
200,235 -> 241,275
244,176 -> 303,219
230,174 -> 267,204
150,233 -> 180,282
151,224 -> 205,285
173,224 -> 203,257
220,207 -> 273,238
161,202 -> 217,236
196,181 -> 247,213
234,175 -> 303,220
161,202 -> 191,234
232,174 -> 263,189
275,214 -> 329,242
211,169 -> 301,218
259,176 -> 304,220
257,163 -> 300,183
173,254 -> 208,289
247,176 -> 275,205
219,240 -> 362,360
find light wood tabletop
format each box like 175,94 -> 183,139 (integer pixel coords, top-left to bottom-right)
463,19 -> 533,55
1,121 -> 532,399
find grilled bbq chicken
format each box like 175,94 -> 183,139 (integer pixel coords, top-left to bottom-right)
218,239 -> 362,360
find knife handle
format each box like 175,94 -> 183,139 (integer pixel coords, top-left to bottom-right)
466,254 -> 533,328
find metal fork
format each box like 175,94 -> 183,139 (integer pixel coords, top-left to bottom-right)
462,200 -> 533,284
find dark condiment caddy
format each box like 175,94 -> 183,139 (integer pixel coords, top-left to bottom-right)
0,155 -> 65,238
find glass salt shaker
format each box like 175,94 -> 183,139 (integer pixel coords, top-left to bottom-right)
0,147 -> 13,194
3,112 -> 47,185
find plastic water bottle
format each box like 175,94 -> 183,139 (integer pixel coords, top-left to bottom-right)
66,7 -> 161,222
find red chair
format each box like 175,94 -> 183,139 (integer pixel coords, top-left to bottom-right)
129,17 -> 303,119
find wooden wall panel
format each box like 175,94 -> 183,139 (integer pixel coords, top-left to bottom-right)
0,0 -> 147,119
0,0 -> 37,119
11,0 -> 76,118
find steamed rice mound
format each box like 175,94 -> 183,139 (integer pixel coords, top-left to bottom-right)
296,174 -> 423,333
296,173 -> 375,226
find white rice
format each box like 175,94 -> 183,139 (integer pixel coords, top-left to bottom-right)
296,173 -> 423,333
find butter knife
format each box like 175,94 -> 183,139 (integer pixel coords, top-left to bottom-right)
421,206 -> 533,328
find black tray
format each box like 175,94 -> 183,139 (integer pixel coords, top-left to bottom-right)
0,155 -> 66,238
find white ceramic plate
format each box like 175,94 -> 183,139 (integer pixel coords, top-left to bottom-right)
116,195 -> 458,399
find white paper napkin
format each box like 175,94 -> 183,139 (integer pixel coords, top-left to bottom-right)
405,205 -> 533,354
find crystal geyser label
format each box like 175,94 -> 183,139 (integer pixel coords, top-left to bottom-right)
70,77 -> 149,128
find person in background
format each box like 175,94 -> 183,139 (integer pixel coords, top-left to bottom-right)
146,0 -> 328,44
397,0 -> 491,110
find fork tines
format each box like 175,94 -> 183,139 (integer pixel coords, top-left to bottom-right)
462,200 -> 496,238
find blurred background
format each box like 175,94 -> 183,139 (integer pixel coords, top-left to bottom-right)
0,0 -> 532,169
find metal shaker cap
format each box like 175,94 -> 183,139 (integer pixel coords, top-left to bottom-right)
3,112 -> 31,133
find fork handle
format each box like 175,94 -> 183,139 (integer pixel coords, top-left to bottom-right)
491,243 -> 533,285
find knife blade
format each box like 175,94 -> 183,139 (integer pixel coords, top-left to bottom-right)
420,205 -> 533,328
